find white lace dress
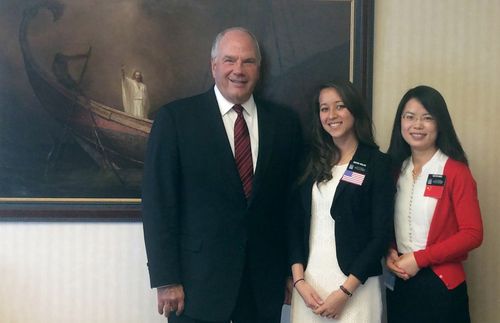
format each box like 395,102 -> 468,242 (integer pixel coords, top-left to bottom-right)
291,164 -> 382,323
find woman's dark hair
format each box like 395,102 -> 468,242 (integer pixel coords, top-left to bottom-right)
387,85 -> 468,168
301,81 -> 377,183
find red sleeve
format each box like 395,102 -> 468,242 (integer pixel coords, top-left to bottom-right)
414,160 -> 483,268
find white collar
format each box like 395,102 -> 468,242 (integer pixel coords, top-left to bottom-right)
402,149 -> 448,175
214,85 -> 256,116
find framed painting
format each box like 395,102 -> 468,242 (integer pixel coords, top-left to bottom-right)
0,0 -> 374,220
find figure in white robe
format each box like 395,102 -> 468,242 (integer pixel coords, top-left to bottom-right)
121,68 -> 150,118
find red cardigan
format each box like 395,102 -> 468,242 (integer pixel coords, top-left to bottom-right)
412,158 -> 483,289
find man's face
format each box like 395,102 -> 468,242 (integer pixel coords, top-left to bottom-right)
133,71 -> 143,82
211,30 -> 260,104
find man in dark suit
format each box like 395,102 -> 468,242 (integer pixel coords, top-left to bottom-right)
142,27 -> 302,323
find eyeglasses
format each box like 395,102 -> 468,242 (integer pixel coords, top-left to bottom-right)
401,112 -> 435,124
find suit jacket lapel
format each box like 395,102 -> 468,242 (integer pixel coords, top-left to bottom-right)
203,90 -> 245,198
248,102 -> 275,205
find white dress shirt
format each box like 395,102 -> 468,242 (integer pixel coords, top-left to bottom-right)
214,85 -> 259,171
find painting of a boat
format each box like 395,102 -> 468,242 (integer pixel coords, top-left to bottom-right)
0,0 -> 369,204
19,1 -> 152,170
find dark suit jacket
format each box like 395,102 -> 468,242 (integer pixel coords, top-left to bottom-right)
142,89 -> 302,321
288,144 -> 395,283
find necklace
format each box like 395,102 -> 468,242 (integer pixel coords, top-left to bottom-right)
411,169 -> 420,181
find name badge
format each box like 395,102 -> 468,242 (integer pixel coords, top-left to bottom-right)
424,174 -> 446,199
341,160 -> 366,186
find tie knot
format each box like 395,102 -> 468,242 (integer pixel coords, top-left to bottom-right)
233,104 -> 244,116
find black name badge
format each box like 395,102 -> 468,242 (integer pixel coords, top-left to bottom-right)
349,160 -> 367,174
424,174 -> 446,199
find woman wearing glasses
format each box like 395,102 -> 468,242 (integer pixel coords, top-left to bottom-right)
385,85 -> 483,323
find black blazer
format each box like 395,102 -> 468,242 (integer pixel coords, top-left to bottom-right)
142,89 -> 302,321
288,144 -> 395,283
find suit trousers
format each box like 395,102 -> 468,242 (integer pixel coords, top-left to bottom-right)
386,267 -> 470,323
168,261 -> 282,323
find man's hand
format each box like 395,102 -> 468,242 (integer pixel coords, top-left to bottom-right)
157,284 -> 185,317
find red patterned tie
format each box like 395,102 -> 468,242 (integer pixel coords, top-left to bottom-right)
233,104 -> 253,200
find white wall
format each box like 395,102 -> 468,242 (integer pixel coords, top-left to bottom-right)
0,223 -> 163,323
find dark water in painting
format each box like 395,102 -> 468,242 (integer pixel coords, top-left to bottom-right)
0,92 -> 142,198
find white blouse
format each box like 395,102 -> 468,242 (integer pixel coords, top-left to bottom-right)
394,150 -> 448,253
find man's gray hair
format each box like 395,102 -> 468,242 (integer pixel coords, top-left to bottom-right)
210,27 -> 261,65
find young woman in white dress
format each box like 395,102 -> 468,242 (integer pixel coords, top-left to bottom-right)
288,81 -> 395,322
